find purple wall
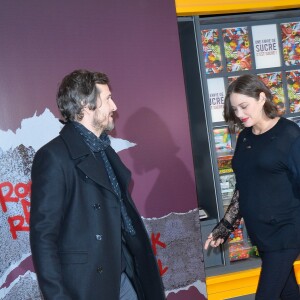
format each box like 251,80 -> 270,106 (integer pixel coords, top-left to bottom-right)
0,1 -> 205,299
0,0 -> 197,217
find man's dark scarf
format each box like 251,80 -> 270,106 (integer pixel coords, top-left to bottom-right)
72,121 -> 136,236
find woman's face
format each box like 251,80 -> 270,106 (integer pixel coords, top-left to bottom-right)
230,92 -> 266,127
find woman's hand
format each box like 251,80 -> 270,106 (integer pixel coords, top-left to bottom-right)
204,233 -> 224,250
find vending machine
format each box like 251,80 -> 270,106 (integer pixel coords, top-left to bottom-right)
178,9 -> 300,275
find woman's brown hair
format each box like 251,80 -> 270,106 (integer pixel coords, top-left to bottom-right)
224,74 -> 278,132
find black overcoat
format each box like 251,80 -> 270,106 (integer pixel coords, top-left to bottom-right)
30,123 -> 165,300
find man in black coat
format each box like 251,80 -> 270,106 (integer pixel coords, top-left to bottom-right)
30,69 -> 165,300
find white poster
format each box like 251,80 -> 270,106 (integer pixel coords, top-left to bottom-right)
207,77 -> 226,122
252,24 -> 281,69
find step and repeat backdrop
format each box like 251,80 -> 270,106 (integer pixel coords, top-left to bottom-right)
0,1 -> 206,299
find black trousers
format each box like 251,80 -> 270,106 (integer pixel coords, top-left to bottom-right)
256,248 -> 300,300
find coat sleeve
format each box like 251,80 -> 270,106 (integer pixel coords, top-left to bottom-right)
30,146 -> 72,300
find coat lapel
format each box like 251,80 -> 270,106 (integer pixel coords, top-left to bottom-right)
105,146 -> 131,193
60,123 -> 114,193
76,155 -> 113,193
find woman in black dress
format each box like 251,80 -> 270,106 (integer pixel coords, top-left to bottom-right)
205,74 -> 300,299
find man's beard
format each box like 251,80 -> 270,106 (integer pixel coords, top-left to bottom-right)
92,115 -> 114,133
105,121 -> 115,132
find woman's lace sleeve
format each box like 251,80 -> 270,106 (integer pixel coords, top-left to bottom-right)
211,189 -> 241,242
